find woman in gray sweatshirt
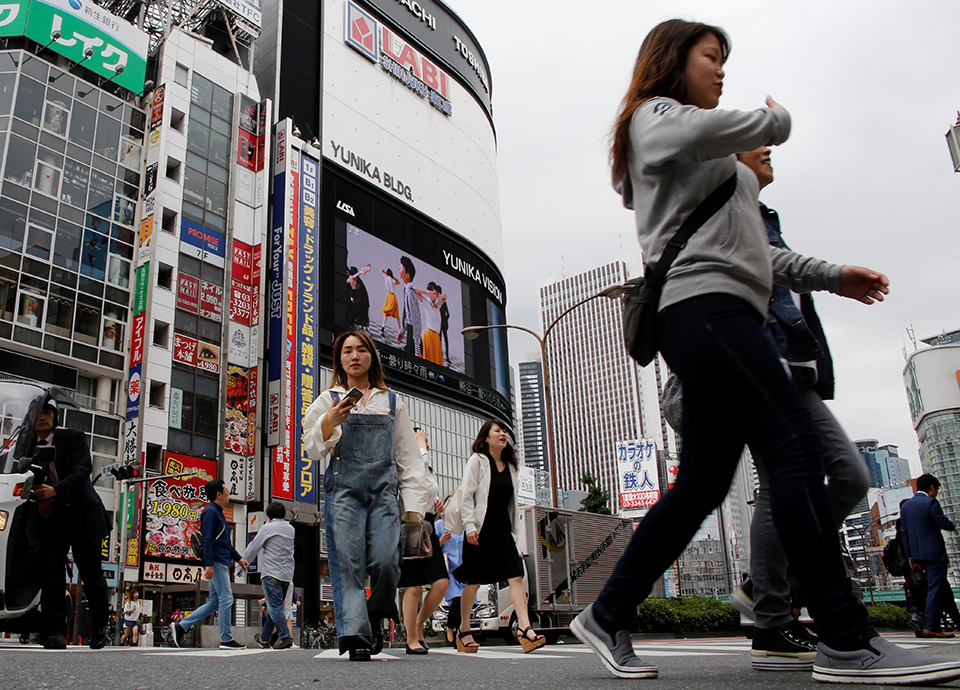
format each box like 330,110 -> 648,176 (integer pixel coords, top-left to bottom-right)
571,18 -> 958,686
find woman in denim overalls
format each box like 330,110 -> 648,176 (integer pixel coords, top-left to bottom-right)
304,331 -> 427,661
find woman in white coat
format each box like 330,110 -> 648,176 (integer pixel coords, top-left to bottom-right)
453,420 -> 545,654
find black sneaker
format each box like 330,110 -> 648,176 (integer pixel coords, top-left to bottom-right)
89,630 -> 109,650
349,647 -> 372,662
169,622 -> 185,648
272,638 -> 293,650
254,633 -> 271,649
42,634 -> 67,650
219,640 -> 245,649
751,621 -> 818,671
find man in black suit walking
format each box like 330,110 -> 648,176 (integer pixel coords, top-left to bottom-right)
33,398 -> 110,649
901,474 -> 958,639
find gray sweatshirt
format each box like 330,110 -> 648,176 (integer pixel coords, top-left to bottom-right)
241,517 -> 295,582
619,97 -> 842,316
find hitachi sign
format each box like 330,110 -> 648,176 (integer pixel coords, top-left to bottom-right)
395,0 -> 436,30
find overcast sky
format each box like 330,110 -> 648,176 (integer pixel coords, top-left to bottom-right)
449,0 -> 960,473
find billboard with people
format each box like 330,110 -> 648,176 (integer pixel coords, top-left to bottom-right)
345,223 -> 465,373
321,166 -> 509,418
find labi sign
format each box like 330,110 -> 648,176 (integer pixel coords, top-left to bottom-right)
0,0 -> 147,93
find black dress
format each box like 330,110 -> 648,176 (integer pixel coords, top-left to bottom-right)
453,457 -> 523,585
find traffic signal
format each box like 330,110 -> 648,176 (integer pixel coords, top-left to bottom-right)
110,464 -> 143,481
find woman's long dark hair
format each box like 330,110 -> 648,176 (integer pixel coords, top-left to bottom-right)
610,19 -> 730,185
329,330 -> 388,390
472,420 -> 518,469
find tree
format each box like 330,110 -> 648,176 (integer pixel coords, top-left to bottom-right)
579,472 -> 612,515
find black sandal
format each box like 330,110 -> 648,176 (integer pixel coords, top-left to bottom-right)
456,630 -> 480,653
517,626 -> 546,653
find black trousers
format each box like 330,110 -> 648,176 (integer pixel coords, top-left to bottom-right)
40,510 -> 108,638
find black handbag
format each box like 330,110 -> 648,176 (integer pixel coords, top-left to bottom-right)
622,172 -> 738,366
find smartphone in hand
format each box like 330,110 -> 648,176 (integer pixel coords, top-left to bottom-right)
344,387 -> 364,407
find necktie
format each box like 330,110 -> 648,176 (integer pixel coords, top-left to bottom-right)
36,439 -> 54,519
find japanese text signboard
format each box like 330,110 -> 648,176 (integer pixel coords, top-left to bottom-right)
616,438 -> 660,516
143,453 -> 218,562
0,0 -> 149,94
296,154 -> 318,504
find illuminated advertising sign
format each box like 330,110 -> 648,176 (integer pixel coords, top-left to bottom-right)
0,0 -> 149,94
616,439 -> 660,515
297,154 -> 319,504
345,1 -> 452,116
323,168 -> 510,417
176,274 -> 200,313
267,127 -> 290,447
143,453 -> 218,562
180,218 -> 226,263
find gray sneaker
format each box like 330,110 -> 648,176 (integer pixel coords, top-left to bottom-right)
812,635 -> 960,685
571,603 -> 658,679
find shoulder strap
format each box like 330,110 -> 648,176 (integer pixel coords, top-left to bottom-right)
645,171 -> 738,288
388,390 -> 397,417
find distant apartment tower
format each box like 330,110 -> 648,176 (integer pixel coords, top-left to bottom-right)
539,260 -> 659,512
519,359 -> 548,473
856,440 -> 911,488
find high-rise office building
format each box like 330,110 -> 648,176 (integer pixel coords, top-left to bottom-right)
518,358 -> 547,473
856,439 -> 911,488
539,260 -> 653,512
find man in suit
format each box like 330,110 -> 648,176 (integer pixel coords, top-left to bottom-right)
901,474 -> 957,638
33,398 -> 110,649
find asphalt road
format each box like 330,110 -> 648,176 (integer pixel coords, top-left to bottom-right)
3,633 -> 960,689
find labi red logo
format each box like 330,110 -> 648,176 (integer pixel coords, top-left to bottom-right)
346,2 -> 378,62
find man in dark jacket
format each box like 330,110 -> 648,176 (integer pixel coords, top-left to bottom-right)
169,479 -> 248,649
33,398 -> 110,650
731,147 -> 873,670
901,474 -> 957,638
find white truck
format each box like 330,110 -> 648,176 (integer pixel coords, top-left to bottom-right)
433,505 -> 634,644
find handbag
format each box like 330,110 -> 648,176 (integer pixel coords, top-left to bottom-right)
441,484 -> 464,535
622,172 -> 738,366
400,519 -> 433,560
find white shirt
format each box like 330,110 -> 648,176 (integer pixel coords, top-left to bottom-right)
123,599 -> 142,622
303,387 -> 428,516
423,297 -> 441,333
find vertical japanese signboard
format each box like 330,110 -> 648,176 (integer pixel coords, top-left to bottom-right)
268,121 -> 298,500
616,438 -> 660,517
296,154 -> 318,504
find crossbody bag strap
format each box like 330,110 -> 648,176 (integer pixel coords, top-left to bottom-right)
644,171 -> 738,287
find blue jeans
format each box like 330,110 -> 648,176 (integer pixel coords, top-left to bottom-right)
260,576 -> 291,642
324,405 -> 402,654
179,562 -> 234,643
593,294 -> 875,651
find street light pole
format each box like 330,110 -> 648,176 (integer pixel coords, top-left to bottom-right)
462,284 -> 625,509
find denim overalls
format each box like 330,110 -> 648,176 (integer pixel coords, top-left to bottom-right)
323,390 -> 402,653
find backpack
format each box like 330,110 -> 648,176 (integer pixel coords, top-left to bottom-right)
882,535 -> 908,577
